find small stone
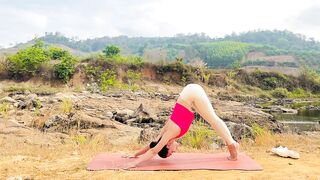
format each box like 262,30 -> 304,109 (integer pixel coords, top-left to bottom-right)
16,112 -> 24,116
288,162 -> 293,165
104,112 -> 113,119
7,176 -> 23,180
0,96 -> 17,103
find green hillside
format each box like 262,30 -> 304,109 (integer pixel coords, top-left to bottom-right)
5,30 -> 320,73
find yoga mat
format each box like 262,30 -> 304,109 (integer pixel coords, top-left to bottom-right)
87,153 -> 263,171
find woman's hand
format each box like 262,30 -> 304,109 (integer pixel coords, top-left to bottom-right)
122,161 -> 138,170
121,154 -> 137,159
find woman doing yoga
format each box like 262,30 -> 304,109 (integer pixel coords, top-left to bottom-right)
123,84 -> 239,168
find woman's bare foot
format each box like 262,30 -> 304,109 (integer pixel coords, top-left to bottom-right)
227,142 -> 239,161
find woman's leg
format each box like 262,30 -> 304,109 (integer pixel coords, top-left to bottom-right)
178,84 -> 239,160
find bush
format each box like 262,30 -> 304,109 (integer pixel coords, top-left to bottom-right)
103,45 -> 120,57
100,69 -> 118,92
7,43 -> 49,78
48,46 -> 69,60
125,70 -> 142,85
271,88 -> 289,98
54,55 -> 79,83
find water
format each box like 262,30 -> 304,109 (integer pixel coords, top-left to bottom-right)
272,110 -> 320,131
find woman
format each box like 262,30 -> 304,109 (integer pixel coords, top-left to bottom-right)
123,84 -> 239,169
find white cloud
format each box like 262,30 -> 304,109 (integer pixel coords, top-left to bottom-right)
1,0 -> 320,47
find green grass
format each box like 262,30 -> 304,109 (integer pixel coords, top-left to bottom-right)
290,100 -> 320,109
181,119 -> 217,149
61,98 -> 73,114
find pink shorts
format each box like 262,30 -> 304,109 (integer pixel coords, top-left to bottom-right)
170,102 -> 195,138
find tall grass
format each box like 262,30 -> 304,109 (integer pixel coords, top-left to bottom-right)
0,102 -> 9,126
61,98 -> 73,114
251,123 -> 275,146
181,119 -> 217,149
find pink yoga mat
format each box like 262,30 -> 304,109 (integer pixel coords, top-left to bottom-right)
87,153 -> 263,171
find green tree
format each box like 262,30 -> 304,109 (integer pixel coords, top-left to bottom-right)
103,45 -> 120,57
7,40 -> 49,77
48,46 -> 68,60
54,55 -> 79,83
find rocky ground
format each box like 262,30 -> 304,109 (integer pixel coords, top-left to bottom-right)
0,81 -> 319,179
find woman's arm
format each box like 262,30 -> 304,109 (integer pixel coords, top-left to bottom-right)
123,131 -> 175,169
126,125 -> 168,158
133,144 -> 150,157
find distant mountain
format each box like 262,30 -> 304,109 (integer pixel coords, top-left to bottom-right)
2,30 -> 320,73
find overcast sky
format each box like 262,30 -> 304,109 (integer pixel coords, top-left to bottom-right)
1,0 -> 320,47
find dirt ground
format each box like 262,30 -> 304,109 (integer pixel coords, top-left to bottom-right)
0,126 -> 319,180
0,80 -> 319,180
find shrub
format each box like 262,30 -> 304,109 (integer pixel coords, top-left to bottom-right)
288,88 -> 310,98
125,70 -> 142,85
100,69 -> 118,92
7,43 -> 49,78
54,55 -> 79,83
271,88 -> 289,98
103,45 -> 120,57
48,46 -> 69,60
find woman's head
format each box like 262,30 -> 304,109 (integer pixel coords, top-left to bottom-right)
149,138 -> 179,158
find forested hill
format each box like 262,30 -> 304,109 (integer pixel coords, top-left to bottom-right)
9,30 -> 320,72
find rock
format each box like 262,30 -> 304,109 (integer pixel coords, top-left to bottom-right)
139,127 -> 160,142
281,108 -> 298,114
24,89 -> 31,95
17,101 -> 27,109
44,115 -> 64,128
12,94 -> 26,101
104,111 -> 113,119
0,96 -> 17,103
26,93 -> 38,101
16,112 -> 24,116
160,94 -> 175,101
266,106 -> 298,114
225,121 -> 254,141
117,109 -> 135,117
7,176 -> 23,180
273,99 -> 294,106
208,74 -> 228,87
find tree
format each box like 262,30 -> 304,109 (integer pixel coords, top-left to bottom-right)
103,45 -> 120,57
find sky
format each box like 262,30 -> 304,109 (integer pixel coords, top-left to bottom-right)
1,0 -> 320,48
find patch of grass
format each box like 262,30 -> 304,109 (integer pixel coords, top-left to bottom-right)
34,99 -> 42,116
72,134 -> 87,145
0,102 -> 9,126
287,88 -> 312,98
271,88 -> 289,98
181,119 -> 217,149
73,85 -> 83,93
251,123 -> 274,146
3,84 -> 60,95
61,98 -> 72,114
291,101 -> 320,109
0,55 -> 7,74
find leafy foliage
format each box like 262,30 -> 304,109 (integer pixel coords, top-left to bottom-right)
48,46 -> 69,60
53,55 -> 79,83
38,30 -> 320,72
103,45 -> 120,57
100,69 -> 118,92
7,42 -> 49,78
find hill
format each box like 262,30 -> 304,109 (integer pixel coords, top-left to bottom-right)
1,30 -> 320,74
